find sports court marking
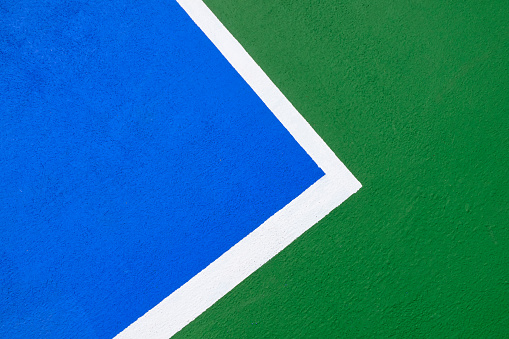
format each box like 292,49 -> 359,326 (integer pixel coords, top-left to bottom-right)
115,0 -> 361,338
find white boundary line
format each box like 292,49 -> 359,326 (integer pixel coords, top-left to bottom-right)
115,1 -> 361,338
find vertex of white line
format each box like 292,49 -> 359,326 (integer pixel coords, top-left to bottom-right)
114,1 -> 361,338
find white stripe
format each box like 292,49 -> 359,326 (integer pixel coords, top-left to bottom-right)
115,1 -> 361,338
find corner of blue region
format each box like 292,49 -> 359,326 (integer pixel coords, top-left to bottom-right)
0,1 -> 324,338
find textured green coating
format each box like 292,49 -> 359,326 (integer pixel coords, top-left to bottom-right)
175,0 -> 509,337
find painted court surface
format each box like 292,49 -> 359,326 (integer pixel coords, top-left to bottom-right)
2,0 -> 509,338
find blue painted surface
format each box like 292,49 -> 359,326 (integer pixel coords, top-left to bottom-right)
0,1 -> 324,338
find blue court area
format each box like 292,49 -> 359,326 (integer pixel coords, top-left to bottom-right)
0,1 -> 324,337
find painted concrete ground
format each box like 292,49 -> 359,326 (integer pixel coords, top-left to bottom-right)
176,0 -> 509,338
1,0 -> 507,338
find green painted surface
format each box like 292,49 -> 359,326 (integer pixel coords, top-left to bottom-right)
176,0 -> 509,337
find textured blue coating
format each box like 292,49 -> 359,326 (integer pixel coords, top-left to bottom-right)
0,1 -> 324,338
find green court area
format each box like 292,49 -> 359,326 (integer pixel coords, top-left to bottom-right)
176,0 -> 508,337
